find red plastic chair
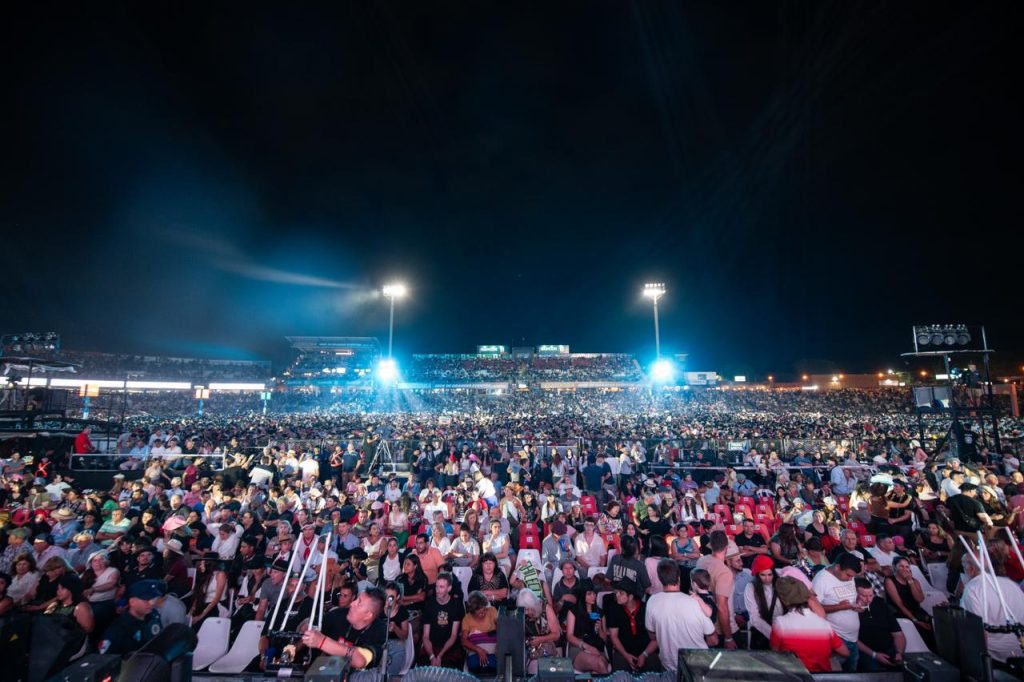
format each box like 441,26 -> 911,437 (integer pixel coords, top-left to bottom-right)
848,521 -> 867,536
580,495 -> 598,517
861,534 -> 876,548
755,504 -> 775,519
735,504 -> 755,520
602,532 -> 621,551
725,524 -> 741,537
713,504 -> 732,518
738,497 -> 757,510
752,523 -> 771,542
519,533 -> 541,550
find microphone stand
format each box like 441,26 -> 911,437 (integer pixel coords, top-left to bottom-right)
378,596 -> 394,682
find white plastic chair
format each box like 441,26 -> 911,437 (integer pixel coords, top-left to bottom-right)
208,619 -> 264,673
399,624 -> 416,676
191,617 -> 230,670
604,549 -> 617,567
925,563 -> 949,595
551,567 -> 564,591
898,618 -> 931,653
453,566 -> 473,601
588,566 -> 607,579
182,567 -> 197,600
517,549 -> 541,569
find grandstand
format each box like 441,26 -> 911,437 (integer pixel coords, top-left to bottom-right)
283,336 -> 380,387
56,350 -> 271,382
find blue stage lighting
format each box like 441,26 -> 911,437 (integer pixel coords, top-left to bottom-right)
651,359 -> 674,383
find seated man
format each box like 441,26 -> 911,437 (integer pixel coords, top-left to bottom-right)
854,577 -> 905,671
303,587 -> 388,680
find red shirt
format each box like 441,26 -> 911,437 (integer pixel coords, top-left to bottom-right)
770,609 -> 843,673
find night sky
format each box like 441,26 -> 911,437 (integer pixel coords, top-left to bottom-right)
3,3 -> 1021,377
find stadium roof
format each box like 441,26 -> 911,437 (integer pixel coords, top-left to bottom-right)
286,336 -> 381,352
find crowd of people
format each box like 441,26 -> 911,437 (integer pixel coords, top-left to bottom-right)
56,351 -> 271,382
1,386 -> 1023,679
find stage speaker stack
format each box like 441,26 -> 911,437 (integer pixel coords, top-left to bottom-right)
536,657 -> 574,682
677,649 -> 813,682
931,605 -> 984,680
303,656 -> 346,682
50,654 -> 122,682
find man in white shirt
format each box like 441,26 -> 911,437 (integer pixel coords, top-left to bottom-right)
960,550 -> 1024,663
644,558 -> 716,671
812,553 -> 863,672
867,534 -> 903,575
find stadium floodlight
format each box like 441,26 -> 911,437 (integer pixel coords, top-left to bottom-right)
376,358 -> 399,384
382,282 -> 408,358
914,324 -> 971,349
641,283 -> 666,358
651,358 -> 674,383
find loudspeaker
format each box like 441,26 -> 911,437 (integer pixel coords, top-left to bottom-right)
536,657 -> 574,682
902,653 -> 958,682
494,607 -> 526,679
303,656 -> 346,682
931,605 -> 984,680
51,654 -> 122,682
677,649 -> 813,682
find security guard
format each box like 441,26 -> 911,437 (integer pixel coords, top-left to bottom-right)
99,580 -> 164,655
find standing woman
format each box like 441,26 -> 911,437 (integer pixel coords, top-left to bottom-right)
190,552 -> 228,629
769,523 -> 803,567
744,556 -> 782,649
565,583 -> 610,675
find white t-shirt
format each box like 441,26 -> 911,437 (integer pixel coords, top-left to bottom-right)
645,591 -> 715,671
868,547 -> 899,568
573,533 -> 606,567
811,569 -> 859,641
962,574 -> 1024,662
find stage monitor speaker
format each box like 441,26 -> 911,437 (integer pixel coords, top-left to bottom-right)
304,656 -> 346,682
677,649 -> 813,682
494,607 -> 526,679
52,654 -> 122,682
931,605 -> 984,680
536,657 -> 574,682
902,652 -> 958,682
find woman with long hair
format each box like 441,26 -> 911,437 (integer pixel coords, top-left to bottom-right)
770,523 -> 803,567
744,556 -> 781,649
190,552 -> 228,630
378,537 -> 404,585
916,521 -> 952,563
387,498 -> 410,548
398,553 -> 428,608
362,523 -> 386,582
47,573 -> 94,658
565,583 -> 610,674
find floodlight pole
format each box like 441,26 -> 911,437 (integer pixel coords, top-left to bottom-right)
652,296 -> 661,359
387,294 -> 396,359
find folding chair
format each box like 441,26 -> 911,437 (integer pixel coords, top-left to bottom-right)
208,620 -> 264,673
192,617 -> 230,671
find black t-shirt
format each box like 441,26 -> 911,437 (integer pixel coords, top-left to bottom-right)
387,605 -> 411,641
640,517 -> 670,538
947,494 -> 986,532
323,606 -> 351,640
604,598 -> 651,655
332,616 -> 388,670
399,572 -> 428,602
734,532 -> 767,569
100,611 -> 163,655
858,596 -> 901,654
423,595 -> 464,648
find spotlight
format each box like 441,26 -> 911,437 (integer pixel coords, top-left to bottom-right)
376,358 -> 399,384
650,359 -> 674,383
914,324 -> 971,348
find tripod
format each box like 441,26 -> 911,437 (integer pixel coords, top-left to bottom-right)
366,438 -> 397,476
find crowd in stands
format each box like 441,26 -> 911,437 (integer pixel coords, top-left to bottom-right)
56,351 -> 271,382
406,355 -> 520,383
529,355 -> 643,382
1,386 -> 1023,678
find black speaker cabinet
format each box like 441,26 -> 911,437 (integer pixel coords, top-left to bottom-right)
678,649 -> 814,682
902,652 -> 959,682
931,605 -> 984,680
52,654 -> 122,682
304,656 -> 346,682
536,657 -> 574,682
494,607 -> 526,679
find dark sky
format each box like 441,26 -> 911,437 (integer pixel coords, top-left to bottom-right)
2,2 -> 1021,377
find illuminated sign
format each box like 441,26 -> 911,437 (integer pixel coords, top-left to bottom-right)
477,345 -> 507,354
537,345 -> 570,354
734,376 -> 746,383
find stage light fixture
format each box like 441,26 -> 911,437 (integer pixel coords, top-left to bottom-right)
376,358 -> 399,383
914,324 -> 971,348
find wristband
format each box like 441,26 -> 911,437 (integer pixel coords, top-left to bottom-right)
320,635 -> 327,649
723,637 -> 734,643
871,651 -> 876,660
